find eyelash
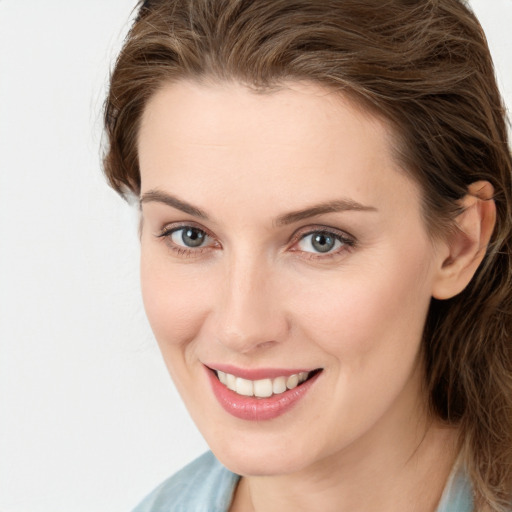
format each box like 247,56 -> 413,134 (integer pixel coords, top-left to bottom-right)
290,228 -> 356,260
156,223 -> 218,257
155,223 -> 356,260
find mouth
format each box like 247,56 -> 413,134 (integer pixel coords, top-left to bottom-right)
205,365 -> 323,420
212,368 -> 323,398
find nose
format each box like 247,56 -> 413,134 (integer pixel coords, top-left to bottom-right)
213,253 -> 289,354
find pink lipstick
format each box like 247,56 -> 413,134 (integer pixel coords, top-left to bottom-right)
205,365 -> 322,421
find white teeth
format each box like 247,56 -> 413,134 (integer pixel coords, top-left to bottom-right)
236,377 -> 254,397
272,376 -> 287,395
286,374 -> 299,390
226,373 -> 237,392
216,370 -> 313,397
254,379 -> 273,398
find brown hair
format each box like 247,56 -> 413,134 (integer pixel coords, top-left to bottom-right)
103,0 -> 512,509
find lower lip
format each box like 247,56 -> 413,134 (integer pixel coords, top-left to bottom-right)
206,368 -> 321,421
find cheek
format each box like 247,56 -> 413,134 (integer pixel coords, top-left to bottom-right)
140,248 -> 211,352
289,246 -> 434,363
282,248 -> 434,444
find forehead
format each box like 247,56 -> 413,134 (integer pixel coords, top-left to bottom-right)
139,80 -> 391,150
137,80 -> 421,221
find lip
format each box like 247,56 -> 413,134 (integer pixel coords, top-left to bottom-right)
207,363 -> 313,381
205,365 -> 322,421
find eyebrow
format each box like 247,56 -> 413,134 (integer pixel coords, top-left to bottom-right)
140,189 -> 376,225
140,189 -> 210,219
275,199 -> 377,226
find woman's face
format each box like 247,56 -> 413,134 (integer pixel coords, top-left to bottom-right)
138,81 -> 445,476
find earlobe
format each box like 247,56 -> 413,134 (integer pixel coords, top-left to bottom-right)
432,181 -> 496,300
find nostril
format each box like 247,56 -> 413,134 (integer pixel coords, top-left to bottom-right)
255,340 -> 278,350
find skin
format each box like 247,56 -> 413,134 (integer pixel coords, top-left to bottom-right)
137,80 -> 494,512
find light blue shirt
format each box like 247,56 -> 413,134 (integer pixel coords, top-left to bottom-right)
133,451 -> 474,512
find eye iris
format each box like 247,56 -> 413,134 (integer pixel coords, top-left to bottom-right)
312,233 -> 335,253
182,228 -> 206,247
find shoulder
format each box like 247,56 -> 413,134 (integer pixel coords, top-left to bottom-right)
132,451 -> 240,512
436,466 -> 512,512
436,464 -> 473,512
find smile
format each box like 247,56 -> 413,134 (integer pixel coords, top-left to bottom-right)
206,365 -> 323,421
216,370 -> 312,398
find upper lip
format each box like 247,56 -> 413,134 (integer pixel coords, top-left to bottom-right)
205,363 -> 322,381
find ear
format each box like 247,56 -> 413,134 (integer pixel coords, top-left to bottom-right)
432,181 -> 496,300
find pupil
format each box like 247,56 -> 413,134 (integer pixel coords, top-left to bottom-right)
182,228 -> 205,247
312,233 -> 334,253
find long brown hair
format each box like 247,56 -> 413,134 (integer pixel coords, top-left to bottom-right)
103,1 -> 512,509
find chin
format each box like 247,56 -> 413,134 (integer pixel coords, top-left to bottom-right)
204,426 -> 322,477
216,447 -> 309,477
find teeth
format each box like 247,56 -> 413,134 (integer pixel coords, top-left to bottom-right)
254,379 -> 273,398
216,370 -> 312,398
236,377 -> 254,396
286,374 -> 299,390
272,376 -> 287,394
226,373 -> 237,392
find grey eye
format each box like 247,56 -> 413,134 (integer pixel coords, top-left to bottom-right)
298,232 -> 343,254
171,227 -> 208,248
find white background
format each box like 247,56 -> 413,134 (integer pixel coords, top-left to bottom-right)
0,1 -> 510,511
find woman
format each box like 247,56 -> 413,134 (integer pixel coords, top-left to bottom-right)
103,0 -> 512,510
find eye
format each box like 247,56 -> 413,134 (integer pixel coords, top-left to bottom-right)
170,226 -> 209,248
156,224 -> 219,256
294,229 -> 354,255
